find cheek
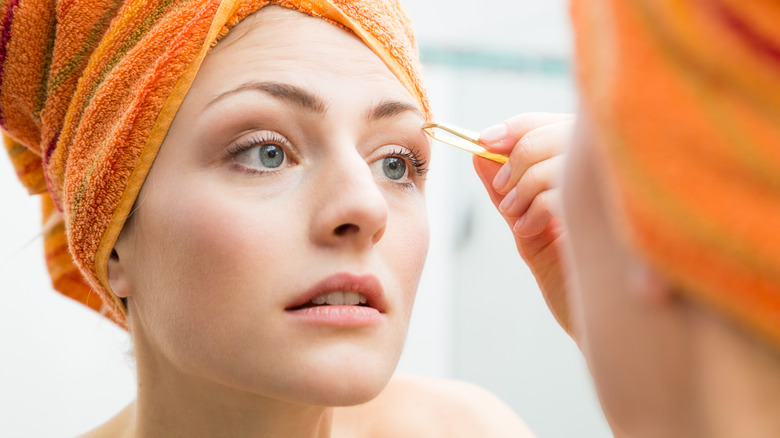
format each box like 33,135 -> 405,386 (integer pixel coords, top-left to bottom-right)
383,197 -> 429,314
128,179 -> 299,343
562,133 -> 661,413
561,144 -> 592,339
561,121 -> 620,344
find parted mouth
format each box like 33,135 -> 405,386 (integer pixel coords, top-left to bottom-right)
309,291 -> 368,306
286,273 -> 387,313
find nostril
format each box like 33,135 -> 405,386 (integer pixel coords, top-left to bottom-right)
334,223 -> 359,236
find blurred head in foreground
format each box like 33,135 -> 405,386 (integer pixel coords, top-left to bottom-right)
565,0 -> 780,436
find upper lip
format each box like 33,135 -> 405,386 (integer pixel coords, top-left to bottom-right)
286,272 -> 387,313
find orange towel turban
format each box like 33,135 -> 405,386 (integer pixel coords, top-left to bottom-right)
572,0 -> 780,347
1,0 -> 429,329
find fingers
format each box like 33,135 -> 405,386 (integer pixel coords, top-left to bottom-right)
512,189 -> 560,238
473,113 -> 573,240
479,112 -> 575,155
473,155 -> 560,238
492,123 -> 572,196
498,155 -> 563,219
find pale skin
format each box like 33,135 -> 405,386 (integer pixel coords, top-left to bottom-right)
475,108 -> 780,437
81,6 -> 533,438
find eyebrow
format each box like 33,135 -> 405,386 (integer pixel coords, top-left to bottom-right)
205,80 -> 423,123
366,99 -> 423,123
205,81 -> 328,113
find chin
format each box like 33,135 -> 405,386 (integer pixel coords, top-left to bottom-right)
306,380 -> 388,407
273,351 -> 399,407
308,366 -> 395,406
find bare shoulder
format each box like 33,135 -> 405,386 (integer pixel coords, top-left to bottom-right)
334,374 -> 536,438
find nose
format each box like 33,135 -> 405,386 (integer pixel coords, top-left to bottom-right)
309,151 -> 389,250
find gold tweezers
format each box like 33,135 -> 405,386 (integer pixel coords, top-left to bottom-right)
422,122 -> 508,164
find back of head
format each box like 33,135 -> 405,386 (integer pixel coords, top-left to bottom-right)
572,0 -> 780,351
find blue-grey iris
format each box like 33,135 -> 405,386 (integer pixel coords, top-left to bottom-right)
259,145 -> 284,168
382,157 -> 406,180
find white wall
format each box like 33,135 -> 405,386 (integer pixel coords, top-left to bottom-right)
0,157 -> 136,436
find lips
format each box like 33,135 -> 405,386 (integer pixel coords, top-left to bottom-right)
286,272 -> 387,313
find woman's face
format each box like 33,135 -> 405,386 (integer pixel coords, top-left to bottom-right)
112,6 -> 429,406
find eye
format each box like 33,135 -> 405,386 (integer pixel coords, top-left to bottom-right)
382,156 -> 407,180
369,145 -> 428,187
229,131 -> 292,173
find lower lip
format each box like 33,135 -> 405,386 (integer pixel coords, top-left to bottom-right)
286,306 -> 383,327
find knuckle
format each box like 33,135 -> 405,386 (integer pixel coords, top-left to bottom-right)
512,136 -> 535,160
506,113 -> 538,129
535,189 -> 555,209
519,162 -> 545,190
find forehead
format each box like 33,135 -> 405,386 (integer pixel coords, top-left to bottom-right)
189,5 -> 416,110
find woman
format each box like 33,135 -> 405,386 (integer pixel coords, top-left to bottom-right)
1,1 -> 536,436
477,0 -> 780,436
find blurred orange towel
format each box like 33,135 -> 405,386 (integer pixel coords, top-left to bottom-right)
572,0 -> 780,347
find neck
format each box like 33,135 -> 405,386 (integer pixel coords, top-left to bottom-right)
606,301 -> 780,438
694,307 -> 780,438
135,379 -> 333,438
126,341 -> 334,438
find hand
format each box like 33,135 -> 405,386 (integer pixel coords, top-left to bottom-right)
473,113 -> 575,337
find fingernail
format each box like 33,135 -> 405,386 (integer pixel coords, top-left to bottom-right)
513,215 -> 526,233
480,124 -> 508,145
499,188 -> 516,213
493,163 -> 511,191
